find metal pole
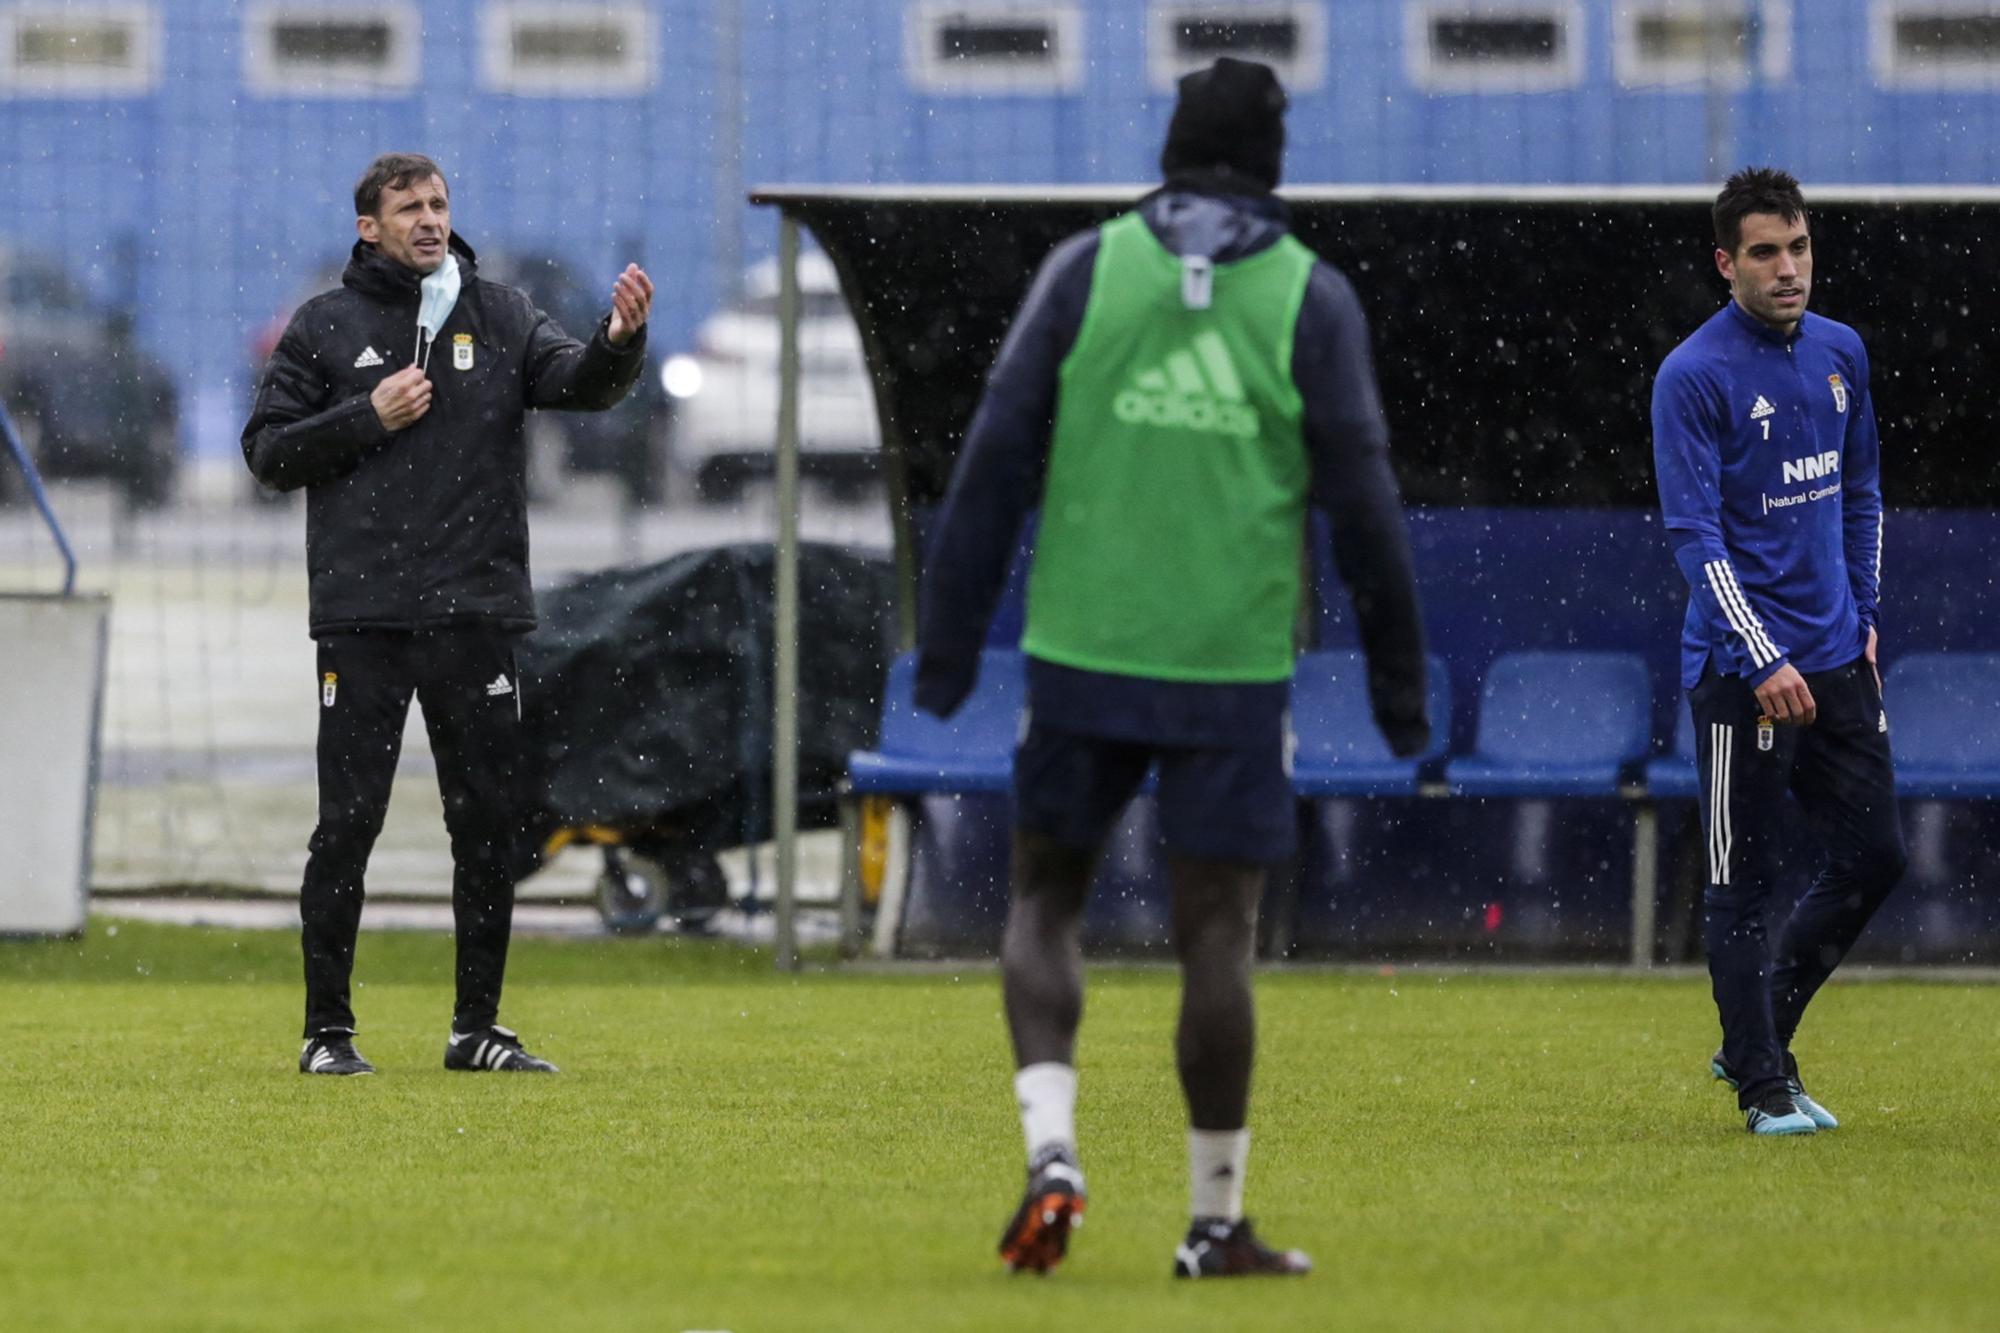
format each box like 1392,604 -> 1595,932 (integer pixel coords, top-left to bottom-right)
1630,802 -> 1659,969
837,793 -> 862,959
772,214 -> 803,971
1,402 -> 78,596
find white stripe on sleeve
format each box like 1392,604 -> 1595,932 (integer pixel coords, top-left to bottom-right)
1714,560 -> 1781,664
1704,560 -> 1781,668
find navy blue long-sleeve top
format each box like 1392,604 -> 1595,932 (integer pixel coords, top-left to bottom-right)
1652,301 -> 1882,689
914,186 -> 1429,755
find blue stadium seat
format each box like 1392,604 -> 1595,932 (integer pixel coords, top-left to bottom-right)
1290,650 -> 1451,796
1448,651 -> 1653,797
1887,653 -> 2000,799
1644,697 -> 1701,799
847,649 -> 1024,796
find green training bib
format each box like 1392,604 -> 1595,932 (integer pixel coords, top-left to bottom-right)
1023,210 -> 1316,682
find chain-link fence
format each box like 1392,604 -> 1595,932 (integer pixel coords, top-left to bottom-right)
1,0 -> 1996,894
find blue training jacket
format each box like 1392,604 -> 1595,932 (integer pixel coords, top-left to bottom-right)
1652,300 -> 1883,690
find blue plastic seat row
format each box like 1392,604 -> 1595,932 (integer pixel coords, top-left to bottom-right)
1445,651 -> 1653,798
847,648 -> 1454,798
1890,653 -> 2000,798
1289,651 -> 1452,795
846,649 -> 1023,796
848,650 -> 2000,802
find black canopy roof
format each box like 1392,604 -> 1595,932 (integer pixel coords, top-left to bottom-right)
755,184 -> 2000,513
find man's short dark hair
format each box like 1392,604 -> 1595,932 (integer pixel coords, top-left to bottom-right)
354,153 -> 447,218
1714,166 -> 1806,255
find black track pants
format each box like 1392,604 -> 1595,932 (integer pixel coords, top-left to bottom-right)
301,627 -> 526,1037
1690,656 -> 1907,1103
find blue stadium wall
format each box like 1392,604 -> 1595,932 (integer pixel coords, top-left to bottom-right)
4,0 -> 2000,456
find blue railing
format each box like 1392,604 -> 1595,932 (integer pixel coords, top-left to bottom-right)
0,401 -> 78,596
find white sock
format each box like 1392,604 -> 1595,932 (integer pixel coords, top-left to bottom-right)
1188,1128 -> 1249,1223
1014,1062 -> 1078,1163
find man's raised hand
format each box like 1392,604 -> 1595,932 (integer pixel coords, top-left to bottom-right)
371,364 -> 432,431
607,264 -> 655,345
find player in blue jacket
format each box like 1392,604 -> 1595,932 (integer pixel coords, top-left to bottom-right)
1652,168 -> 1907,1137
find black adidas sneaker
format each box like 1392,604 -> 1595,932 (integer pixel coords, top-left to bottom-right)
444,1025 -> 559,1073
299,1031 -> 375,1076
1172,1217 -> 1312,1278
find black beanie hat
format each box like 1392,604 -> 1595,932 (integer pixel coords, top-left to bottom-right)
1159,56 -> 1288,191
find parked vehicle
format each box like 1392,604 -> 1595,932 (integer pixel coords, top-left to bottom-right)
0,247 -> 180,509
658,250 -> 881,504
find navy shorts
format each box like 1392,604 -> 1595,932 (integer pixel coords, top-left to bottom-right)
1012,720 -> 1297,865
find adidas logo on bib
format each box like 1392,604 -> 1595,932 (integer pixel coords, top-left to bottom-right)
1114,331 -> 1260,440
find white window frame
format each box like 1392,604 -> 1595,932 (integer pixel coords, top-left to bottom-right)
0,3 -> 160,96
1615,1 -> 1792,88
478,2 -> 655,97
905,2 -> 1085,95
243,2 -> 420,98
1146,4 -> 1326,92
1872,0 -> 2000,88
1406,1 -> 1585,94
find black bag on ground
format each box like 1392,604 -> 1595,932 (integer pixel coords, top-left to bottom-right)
517,542 -> 894,866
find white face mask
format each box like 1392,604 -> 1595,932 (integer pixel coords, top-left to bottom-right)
415,252 -> 461,368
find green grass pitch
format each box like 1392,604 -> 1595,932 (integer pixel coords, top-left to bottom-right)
2,920 -> 1995,1331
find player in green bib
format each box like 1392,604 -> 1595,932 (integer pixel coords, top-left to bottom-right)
1024,208 -> 1315,682
918,59 -> 1429,1279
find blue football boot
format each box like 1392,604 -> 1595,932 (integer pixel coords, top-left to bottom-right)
1713,1047 -> 1837,1131
1743,1087 -> 1817,1135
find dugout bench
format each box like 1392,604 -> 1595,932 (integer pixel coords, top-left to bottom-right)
842,647 -> 2000,962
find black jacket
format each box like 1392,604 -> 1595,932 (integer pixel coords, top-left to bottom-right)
243,236 -> 646,636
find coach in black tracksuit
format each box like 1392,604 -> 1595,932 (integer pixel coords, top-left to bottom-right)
243,153 -> 653,1076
